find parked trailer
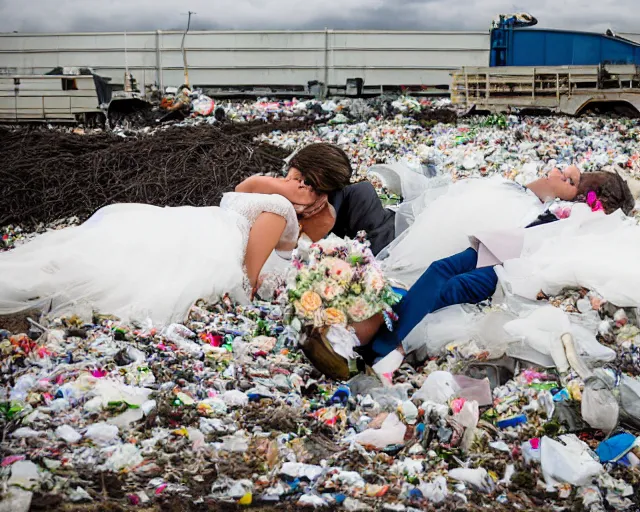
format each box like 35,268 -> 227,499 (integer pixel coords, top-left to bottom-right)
451,64 -> 640,115
0,74 -> 107,123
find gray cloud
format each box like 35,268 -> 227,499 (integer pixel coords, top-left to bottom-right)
0,0 -> 638,33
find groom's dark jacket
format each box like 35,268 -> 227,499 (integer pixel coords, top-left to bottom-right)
328,181 -> 396,256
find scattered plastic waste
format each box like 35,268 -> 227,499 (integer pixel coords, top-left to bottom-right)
3,104 -> 640,511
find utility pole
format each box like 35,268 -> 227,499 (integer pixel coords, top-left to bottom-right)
180,11 -> 196,87
124,31 -> 131,92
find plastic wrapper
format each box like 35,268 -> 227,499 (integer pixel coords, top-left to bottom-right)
453,375 -> 493,406
0,488 -> 33,512
418,476 -> 448,504
581,377 -> 619,433
7,461 -> 40,489
448,468 -> 494,492
354,413 -> 406,448
325,325 -> 360,361
55,425 -> 82,444
413,371 -> 460,404
84,423 -> 119,445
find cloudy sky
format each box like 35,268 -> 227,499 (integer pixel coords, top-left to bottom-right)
0,0 -> 636,33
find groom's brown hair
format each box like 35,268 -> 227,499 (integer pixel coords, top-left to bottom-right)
288,143 -> 352,193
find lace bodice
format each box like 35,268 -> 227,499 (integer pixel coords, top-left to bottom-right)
220,192 -> 299,249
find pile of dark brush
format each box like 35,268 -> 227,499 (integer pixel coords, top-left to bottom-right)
0,121 -> 306,227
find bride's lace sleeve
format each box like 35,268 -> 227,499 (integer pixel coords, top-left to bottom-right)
221,192 -> 299,247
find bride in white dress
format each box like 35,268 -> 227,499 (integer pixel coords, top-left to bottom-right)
0,172 -> 334,326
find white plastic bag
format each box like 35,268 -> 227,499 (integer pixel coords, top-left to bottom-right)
540,435 -> 603,488
454,400 -> 479,430
7,461 -> 40,489
448,468 -> 494,492
84,422 -> 119,445
354,413 -> 406,448
418,475 -> 448,503
55,425 -> 82,444
570,324 -> 616,365
413,371 -> 460,404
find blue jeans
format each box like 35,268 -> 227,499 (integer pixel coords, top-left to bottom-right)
373,248 -> 498,357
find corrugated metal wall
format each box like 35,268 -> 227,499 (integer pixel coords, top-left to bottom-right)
0,30 -> 490,90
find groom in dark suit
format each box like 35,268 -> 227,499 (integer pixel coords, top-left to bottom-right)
286,143 -> 396,255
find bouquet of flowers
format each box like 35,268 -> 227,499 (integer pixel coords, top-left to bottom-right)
287,233 -> 401,331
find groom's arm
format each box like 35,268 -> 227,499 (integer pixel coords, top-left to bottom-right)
235,175 -> 317,205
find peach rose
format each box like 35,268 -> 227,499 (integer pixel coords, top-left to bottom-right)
324,307 -> 347,326
299,290 -> 322,313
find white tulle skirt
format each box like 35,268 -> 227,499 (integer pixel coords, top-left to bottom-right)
0,203 -> 248,325
497,204 -> 640,307
381,176 -> 545,287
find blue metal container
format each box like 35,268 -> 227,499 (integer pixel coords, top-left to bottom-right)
490,27 -> 640,67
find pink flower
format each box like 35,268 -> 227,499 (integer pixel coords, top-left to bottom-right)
348,297 -> 372,322
324,257 -> 353,282
364,268 -> 385,293
316,281 -> 343,301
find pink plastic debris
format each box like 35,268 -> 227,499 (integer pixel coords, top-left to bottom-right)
1,455 -> 26,467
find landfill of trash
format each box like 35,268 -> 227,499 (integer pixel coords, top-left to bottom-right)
3,96 -> 640,512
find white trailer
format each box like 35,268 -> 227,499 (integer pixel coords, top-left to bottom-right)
0,74 -> 105,122
451,64 -> 640,116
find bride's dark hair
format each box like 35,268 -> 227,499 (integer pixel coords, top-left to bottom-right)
288,143 -> 352,193
577,171 -> 635,215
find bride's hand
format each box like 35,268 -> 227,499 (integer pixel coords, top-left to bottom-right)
251,274 -> 265,300
294,194 -> 327,218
